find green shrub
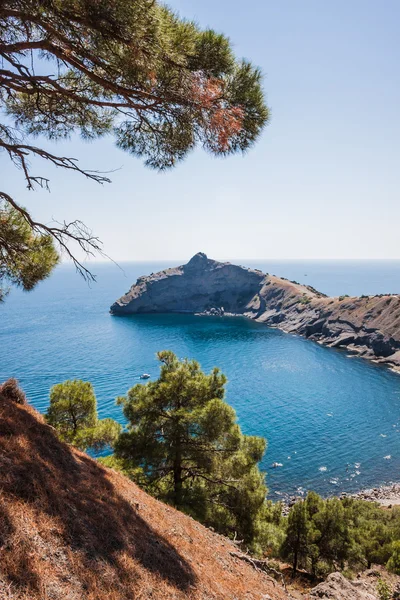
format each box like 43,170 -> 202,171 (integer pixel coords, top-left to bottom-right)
377,578 -> 392,600
46,380 -> 121,451
341,568 -> 355,580
387,540 -> 400,575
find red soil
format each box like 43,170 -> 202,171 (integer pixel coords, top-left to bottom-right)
0,385 -> 287,600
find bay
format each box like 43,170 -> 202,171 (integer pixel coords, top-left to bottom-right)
1,259 -> 399,500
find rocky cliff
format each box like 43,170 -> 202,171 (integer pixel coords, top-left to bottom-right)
110,253 -> 400,372
111,252 -> 265,316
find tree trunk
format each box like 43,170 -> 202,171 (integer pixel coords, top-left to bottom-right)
173,445 -> 183,507
69,402 -> 78,434
292,550 -> 298,576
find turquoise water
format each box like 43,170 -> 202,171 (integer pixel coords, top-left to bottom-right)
1,260 -> 400,500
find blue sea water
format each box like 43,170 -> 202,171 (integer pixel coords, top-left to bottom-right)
1,259 -> 400,500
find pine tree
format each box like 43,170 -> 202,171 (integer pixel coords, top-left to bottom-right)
312,498 -> 353,571
281,500 -> 310,574
115,350 -> 267,542
278,495 -> 400,577
46,379 -> 121,451
0,1 -> 269,287
387,541 -> 400,575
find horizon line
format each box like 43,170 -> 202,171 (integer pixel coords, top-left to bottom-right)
58,257 -> 400,265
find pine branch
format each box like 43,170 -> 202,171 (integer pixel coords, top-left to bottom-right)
0,191 -> 105,281
0,139 -> 112,188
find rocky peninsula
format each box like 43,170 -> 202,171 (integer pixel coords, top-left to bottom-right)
110,253 -> 400,372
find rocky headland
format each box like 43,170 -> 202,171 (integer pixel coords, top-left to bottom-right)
110,253 -> 400,372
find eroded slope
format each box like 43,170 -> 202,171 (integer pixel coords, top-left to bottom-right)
0,387 -> 287,600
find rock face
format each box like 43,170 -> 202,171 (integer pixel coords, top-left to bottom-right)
110,253 -> 400,372
309,572 -> 378,600
110,253 -> 265,316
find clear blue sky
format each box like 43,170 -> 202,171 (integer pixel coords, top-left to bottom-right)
4,0 -> 400,261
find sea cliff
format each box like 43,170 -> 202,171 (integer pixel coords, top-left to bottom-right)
110,253 -> 400,372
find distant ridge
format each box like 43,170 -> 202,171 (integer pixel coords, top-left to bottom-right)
111,253 -> 400,372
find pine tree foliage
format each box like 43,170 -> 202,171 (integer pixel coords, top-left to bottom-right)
115,351 -> 267,542
0,200 -> 59,300
0,0 -> 269,288
281,499 -> 310,573
279,492 -> 400,577
0,200 -> 59,301
46,379 -> 121,451
386,541 -> 400,575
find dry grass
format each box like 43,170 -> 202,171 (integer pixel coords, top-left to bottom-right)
0,388 -> 287,600
0,379 -> 26,405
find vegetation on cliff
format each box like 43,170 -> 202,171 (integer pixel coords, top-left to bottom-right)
1,375 -> 400,600
280,492 -> 400,577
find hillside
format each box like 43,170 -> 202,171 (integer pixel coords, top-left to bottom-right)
0,383 -> 288,600
110,253 -> 400,371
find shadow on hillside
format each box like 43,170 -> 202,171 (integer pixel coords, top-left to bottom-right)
0,396 -> 196,595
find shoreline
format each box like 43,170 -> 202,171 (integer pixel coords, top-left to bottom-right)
258,319 -> 400,375
278,483 -> 400,514
194,310 -> 400,375
348,483 -> 400,507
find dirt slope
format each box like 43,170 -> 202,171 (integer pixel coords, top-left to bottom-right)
0,386 -> 287,600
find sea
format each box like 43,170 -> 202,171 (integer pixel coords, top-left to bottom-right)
1,259 -> 400,501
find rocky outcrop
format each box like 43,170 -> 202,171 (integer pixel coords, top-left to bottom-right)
110,253 -> 400,372
309,572 -> 378,599
110,253 -> 265,316
350,483 -> 400,507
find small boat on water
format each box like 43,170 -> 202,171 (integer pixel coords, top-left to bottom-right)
140,373 -> 151,379
271,462 -> 283,468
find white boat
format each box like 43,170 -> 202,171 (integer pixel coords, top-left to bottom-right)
140,373 -> 151,379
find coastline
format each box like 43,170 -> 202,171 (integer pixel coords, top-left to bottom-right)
111,256 -> 400,504
256,311 -> 400,375
272,324 -> 400,375
111,254 -> 400,375
279,484 -> 400,514
349,483 -> 400,507
194,310 -> 400,375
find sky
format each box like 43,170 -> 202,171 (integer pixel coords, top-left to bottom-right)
3,0 -> 400,261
